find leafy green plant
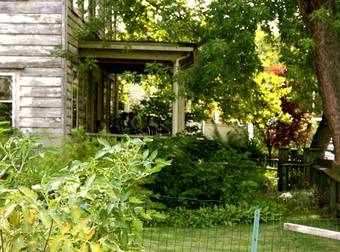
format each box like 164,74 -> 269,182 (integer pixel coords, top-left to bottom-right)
0,135 -> 44,185
148,204 -> 283,228
145,134 -> 268,208
0,137 -> 170,251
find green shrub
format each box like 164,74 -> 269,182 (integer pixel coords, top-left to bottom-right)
148,204 -> 283,228
0,135 -> 46,186
145,134 -> 268,208
0,136 -> 170,251
60,127 -> 107,162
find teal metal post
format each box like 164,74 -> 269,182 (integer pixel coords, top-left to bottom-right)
251,209 -> 260,252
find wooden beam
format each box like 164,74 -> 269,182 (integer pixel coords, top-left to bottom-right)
313,165 -> 340,183
284,223 -> 340,241
79,49 -> 188,62
79,41 -> 196,52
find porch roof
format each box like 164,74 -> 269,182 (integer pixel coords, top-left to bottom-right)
78,40 -> 197,73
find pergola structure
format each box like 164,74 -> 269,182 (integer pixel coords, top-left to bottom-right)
78,40 -> 196,135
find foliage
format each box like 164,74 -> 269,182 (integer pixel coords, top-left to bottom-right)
147,188 -> 323,228
268,99 -> 313,148
120,64 -> 175,134
0,135 -> 45,186
145,134 -> 268,208
271,1 -> 322,114
0,104 -> 12,136
74,0 -> 204,42
61,128 -> 106,162
134,96 -> 173,134
250,64 -> 313,154
257,98 -> 314,157
148,204 -> 283,228
251,68 -> 290,127
178,0 -> 276,123
0,136 -> 170,251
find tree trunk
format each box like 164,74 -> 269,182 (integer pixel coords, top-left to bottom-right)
300,0 -> 340,165
310,113 -> 331,155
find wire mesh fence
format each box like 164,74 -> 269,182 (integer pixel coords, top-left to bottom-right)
143,217 -> 340,251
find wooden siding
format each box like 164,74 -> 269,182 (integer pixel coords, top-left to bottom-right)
0,0 -> 65,134
64,1 -> 86,132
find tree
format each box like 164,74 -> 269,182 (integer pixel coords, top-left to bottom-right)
271,0 -> 340,164
298,0 -> 340,163
254,65 -> 313,156
74,0 -> 340,162
179,1 -> 271,122
75,0 -> 203,42
179,0 -> 340,164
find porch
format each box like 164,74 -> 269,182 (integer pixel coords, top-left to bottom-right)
72,40 -> 196,136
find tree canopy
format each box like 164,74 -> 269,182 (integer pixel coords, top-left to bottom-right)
76,0 -> 340,162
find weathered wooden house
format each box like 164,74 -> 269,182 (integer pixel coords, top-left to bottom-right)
0,0 -> 195,137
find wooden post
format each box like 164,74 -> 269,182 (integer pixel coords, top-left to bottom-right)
114,74 -> 119,129
278,148 -> 289,191
86,71 -> 95,132
330,180 -> 337,217
106,75 -> 111,130
172,56 -> 188,136
337,183 -> 340,217
172,61 -> 185,135
303,148 -> 320,186
172,74 -> 179,135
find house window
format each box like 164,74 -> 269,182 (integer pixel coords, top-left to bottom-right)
0,74 -> 14,130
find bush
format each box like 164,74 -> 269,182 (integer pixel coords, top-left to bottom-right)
0,136 -> 170,251
145,134 -> 268,208
148,204 -> 283,228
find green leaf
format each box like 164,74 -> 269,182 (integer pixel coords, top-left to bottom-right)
4,203 -> 17,218
95,149 -> 107,159
143,149 -> 149,160
129,196 -> 143,204
85,174 -> 96,188
132,219 -> 143,238
121,230 -> 128,250
45,180 -> 61,192
148,150 -> 158,161
121,190 -> 132,202
39,208 -> 52,228
98,138 -> 111,149
18,186 -> 37,202
0,185 -> 15,195
49,236 -> 64,252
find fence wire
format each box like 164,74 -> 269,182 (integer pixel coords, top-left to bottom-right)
143,217 -> 340,252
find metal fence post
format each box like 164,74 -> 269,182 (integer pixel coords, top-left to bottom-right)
251,209 -> 260,252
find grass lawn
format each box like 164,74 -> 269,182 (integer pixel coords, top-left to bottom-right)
143,220 -> 340,252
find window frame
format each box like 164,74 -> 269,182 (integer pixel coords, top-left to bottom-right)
0,72 -> 17,128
